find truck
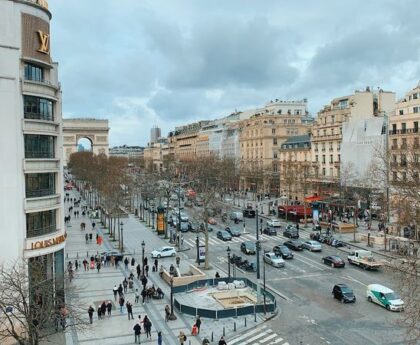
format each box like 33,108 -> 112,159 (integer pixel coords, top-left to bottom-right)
347,250 -> 382,270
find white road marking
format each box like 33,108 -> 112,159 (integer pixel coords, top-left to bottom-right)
267,339 -> 284,344
271,272 -> 332,281
243,330 -> 273,344
258,333 -> 277,343
229,326 -> 267,345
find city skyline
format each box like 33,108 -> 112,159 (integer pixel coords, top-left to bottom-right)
49,0 -> 420,146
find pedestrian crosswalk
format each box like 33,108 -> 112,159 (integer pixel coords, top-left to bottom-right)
228,325 -> 290,345
183,233 -> 278,247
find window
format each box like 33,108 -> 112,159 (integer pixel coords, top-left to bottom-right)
331,128 -> 334,135
273,152 -> 278,158
414,137 -> 419,149
392,139 -> 397,149
392,154 -> 397,163
315,155 -> 318,162
315,143 -> 318,152
24,63 -> 44,82
402,138 -> 407,149
329,142 -> 333,151
338,154 -> 340,162
322,155 -> 326,164
24,135 -> 54,159
402,172 -> 407,181
26,210 -> 56,238
272,128 -> 276,135
330,168 -> 333,177
322,143 -> 325,152
273,138 -> 277,145
317,130 -> 320,137
393,172 -> 397,181
322,168 -> 326,176
323,129 -> 326,136
392,124 -> 397,134
25,173 -> 55,198
399,109 -> 404,115
401,123 -> 407,133
414,121 -> 419,133
331,115 -> 335,124
330,155 -> 333,163
414,107 -> 419,113
401,154 -> 407,166
337,143 -> 341,151
24,96 -> 54,121
414,93 -> 418,100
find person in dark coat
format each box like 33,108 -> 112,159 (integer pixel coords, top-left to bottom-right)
97,305 -> 102,320
131,258 -> 135,266
124,257 -> 129,270
136,264 -> 141,279
119,296 -> 125,313
143,315 -> 152,339
141,275 -> 148,290
133,323 -> 141,344
100,301 -> 106,318
126,301 -> 134,320
117,284 -> 123,296
88,305 -> 94,324
195,315 -> 202,334
141,288 -> 147,304
106,300 -> 112,316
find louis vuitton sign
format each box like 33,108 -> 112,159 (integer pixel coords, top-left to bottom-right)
21,13 -> 51,63
29,233 -> 67,250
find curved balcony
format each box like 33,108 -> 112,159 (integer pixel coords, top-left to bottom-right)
25,193 -> 61,213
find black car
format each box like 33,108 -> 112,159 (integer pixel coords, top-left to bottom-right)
322,255 -> 345,268
240,260 -> 257,272
283,228 -> 299,239
100,251 -> 124,263
226,227 -> 241,237
332,284 -> 356,303
273,245 -> 294,259
263,227 -> 277,236
243,209 -> 256,218
217,230 -> 232,241
241,241 -> 256,255
283,240 -> 304,251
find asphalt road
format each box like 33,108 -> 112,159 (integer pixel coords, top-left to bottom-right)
176,206 -> 406,345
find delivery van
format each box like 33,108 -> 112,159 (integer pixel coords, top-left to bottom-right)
229,211 -> 243,222
366,284 -> 404,311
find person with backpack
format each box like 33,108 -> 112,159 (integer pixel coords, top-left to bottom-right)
157,331 -> 162,345
218,336 -> 227,345
143,315 -> 152,339
113,285 -> 118,301
87,305 -> 94,324
133,322 -> 141,344
178,331 -> 187,344
119,295 -> 125,313
126,301 -> 134,320
106,300 -> 112,316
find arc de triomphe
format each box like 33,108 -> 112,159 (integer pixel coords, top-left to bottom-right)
62,118 -> 109,166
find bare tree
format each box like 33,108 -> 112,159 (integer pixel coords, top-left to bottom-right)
0,260 -> 87,345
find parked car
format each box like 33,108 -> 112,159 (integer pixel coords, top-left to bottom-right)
226,227 -> 241,237
322,255 -> 345,268
263,227 -> 277,236
332,284 -> 356,303
243,209 -> 256,218
267,219 -> 282,228
217,230 -> 232,241
263,252 -> 285,268
273,245 -> 294,259
283,228 -> 299,239
208,217 -> 217,225
241,241 -> 256,255
100,251 -> 123,262
302,240 -> 322,252
283,240 -> 304,251
230,212 -> 244,222
366,284 -> 404,311
151,246 -> 176,258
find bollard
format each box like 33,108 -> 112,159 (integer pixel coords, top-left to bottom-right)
234,321 -> 236,332
223,327 -> 225,337
254,313 -> 257,322
211,332 -> 213,342
245,317 -> 247,327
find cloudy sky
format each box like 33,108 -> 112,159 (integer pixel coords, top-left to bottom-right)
49,0 -> 420,147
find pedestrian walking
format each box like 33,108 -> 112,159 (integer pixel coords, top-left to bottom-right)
126,301 -> 134,320
143,316 -> 152,339
106,300 -> 112,316
136,264 -> 141,279
74,260 -> 79,270
123,278 -> 128,293
133,323 -> 141,344
100,301 -> 106,318
141,288 -> 147,304
96,261 -> 101,273
158,331 -> 162,345
119,295 -> 125,313
218,336 -> 227,345
97,305 -> 102,320
83,259 -> 88,271
135,289 -> 140,303
88,305 -> 94,324
141,275 -> 148,290
85,233 -> 89,244
129,278 -> 134,292
143,257 -> 148,268
89,233 -> 93,242
195,315 -> 202,334
131,257 -> 135,267
145,264 -> 149,277
165,305 -> 170,322
118,284 -> 123,296
178,331 -> 187,344
154,258 -> 158,272
124,257 -> 129,270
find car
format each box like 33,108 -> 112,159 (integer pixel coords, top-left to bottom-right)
267,219 -> 282,228
151,246 -> 176,258
263,252 -> 285,267
283,228 -> 299,239
273,245 -> 294,259
225,227 -> 241,237
241,241 -> 256,255
263,226 -> 277,236
100,251 -> 123,262
208,217 -> 217,225
179,213 -> 189,222
332,284 -> 356,303
242,209 -> 256,218
240,260 -> 257,272
322,255 -> 345,268
217,230 -> 232,241
366,284 -> 404,311
230,212 -> 244,222
283,240 -> 304,251
179,221 -> 189,232
302,240 -> 322,252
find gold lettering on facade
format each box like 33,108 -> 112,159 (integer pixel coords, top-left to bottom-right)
37,30 -> 50,54
37,0 -> 49,9
30,233 -> 66,250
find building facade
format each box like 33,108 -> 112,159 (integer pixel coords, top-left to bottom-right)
109,145 -> 144,159
0,0 -> 65,300
311,88 -> 395,196
390,82 -> 420,184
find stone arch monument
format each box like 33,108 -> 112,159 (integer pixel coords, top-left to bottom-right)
63,118 -> 109,166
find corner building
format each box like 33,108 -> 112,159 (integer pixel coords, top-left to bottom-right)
0,0 -> 65,298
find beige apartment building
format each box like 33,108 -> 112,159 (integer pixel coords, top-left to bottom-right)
389,82 -> 420,184
279,135 -> 312,202
143,140 -> 169,172
311,88 -> 395,196
239,113 -> 312,194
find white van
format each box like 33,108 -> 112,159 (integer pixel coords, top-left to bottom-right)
229,211 -> 243,222
366,284 -> 404,311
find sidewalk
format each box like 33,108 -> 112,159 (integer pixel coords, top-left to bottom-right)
63,189 -> 269,345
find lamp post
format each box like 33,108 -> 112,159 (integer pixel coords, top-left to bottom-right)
227,246 -> 231,280
255,205 -> 261,300
177,184 -> 181,251
120,222 -> 124,252
196,234 -> 200,265
263,248 -> 267,315
152,205 -> 155,230
169,276 -> 177,320
141,240 -> 145,271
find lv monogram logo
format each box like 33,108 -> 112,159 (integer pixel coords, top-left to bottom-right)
37,30 -> 50,54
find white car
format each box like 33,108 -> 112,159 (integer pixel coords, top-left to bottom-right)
267,219 -> 282,228
151,246 -> 176,258
263,252 -> 285,268
302,240 -> 322,252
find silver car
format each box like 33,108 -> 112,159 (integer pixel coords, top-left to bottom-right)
263,252 -> 285,268
303,240 -> 322,252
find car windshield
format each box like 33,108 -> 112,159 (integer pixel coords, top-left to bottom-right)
384,292 -> 400,300
341,287 -> 353,293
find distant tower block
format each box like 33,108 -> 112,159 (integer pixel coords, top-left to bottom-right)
150,125 -> 161,144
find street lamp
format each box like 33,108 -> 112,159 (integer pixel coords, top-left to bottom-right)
227,246 -> 231,280
141,240 -> 145,271
169,276 -> 177,320
263,248 -> 266,315
120,222 -> 124,252
196,234 -> 200,265
152,205 -> 155,230
255,205 -> 261,300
